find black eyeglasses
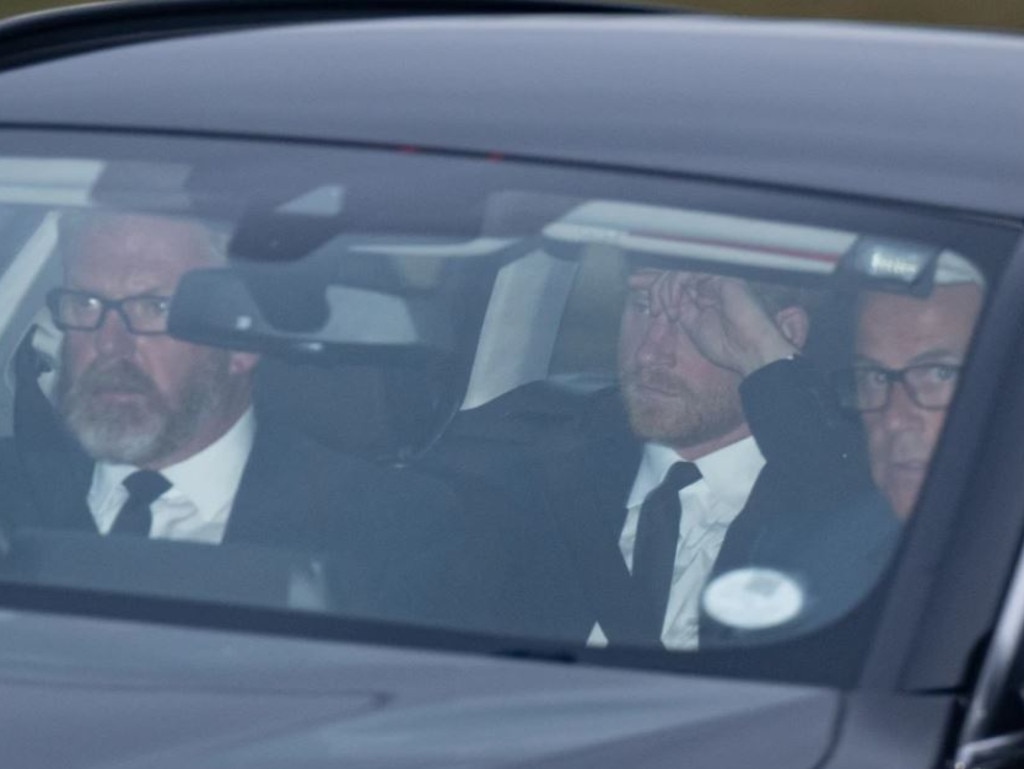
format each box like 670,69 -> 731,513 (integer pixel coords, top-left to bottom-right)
831,363 -> 963,412
47,289 -> 172,335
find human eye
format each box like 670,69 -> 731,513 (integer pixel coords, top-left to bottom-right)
132,296 -> 171,318
854,367 -> 888,390
70,293 -> 98,307
66,292 -> 100,310
914,363 -> 961,386
58,292 -> 103,323
124,295 -> 171,331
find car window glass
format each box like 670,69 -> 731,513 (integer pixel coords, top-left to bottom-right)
0,128 -> 1013,686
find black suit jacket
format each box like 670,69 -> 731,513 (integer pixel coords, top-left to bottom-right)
0,406 -> 518,635
699,361 -> 900,647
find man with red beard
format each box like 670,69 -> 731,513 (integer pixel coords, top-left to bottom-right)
596,268 -> 815,648
514,265 -> 897,650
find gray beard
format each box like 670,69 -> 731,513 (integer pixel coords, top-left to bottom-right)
621,371 -> 745,450
58,357 -> 227,466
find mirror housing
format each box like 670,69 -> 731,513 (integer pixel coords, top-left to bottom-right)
168,265 -> 456,360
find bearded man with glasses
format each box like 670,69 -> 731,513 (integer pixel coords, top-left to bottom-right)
49,214 -> 256,481
0,210 -> 517,633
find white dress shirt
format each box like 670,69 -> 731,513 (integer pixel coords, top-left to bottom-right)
87,409 -> 256,544
589,436 -> 765,650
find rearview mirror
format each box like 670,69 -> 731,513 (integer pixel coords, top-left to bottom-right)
167,265 -> 456,360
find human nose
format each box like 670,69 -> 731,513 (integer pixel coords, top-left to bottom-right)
92,306 -> 137,357
881,379 -> 925,432
635,313 -> 678,368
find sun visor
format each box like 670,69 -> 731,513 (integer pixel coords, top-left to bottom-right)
542,200 -> 854,278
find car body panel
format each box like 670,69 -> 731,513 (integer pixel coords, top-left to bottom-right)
0,16 -> 1023,216
0,5 -> 1020,769
0,608 -> 839,768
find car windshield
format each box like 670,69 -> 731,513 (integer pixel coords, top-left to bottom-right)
0,128 -> 1012,686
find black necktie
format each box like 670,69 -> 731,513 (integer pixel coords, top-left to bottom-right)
110,470 -> 171,537
632,461 -> 702,641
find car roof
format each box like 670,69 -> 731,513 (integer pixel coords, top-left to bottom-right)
0,6 -> 1023,217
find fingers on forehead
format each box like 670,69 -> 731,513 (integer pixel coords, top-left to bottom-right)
629,268 -> 727,316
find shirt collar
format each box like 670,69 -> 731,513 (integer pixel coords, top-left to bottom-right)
627,437 -> 766,509
91,409 -> 257,516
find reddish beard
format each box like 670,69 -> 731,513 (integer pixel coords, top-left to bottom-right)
621,365 -> 745,449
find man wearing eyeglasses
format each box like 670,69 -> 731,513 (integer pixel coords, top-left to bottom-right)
41,213 -> 263,541
52,215 -> 255,510
501,264 -> 895,651
2,210 -> 517,633
834,263 -> 984,519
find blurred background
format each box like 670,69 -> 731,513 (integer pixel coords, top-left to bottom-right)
3,0 -> 95,18
2,0 -> 1023,34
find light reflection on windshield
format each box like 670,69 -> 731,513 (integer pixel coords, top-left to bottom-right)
0,138 -> 1007,686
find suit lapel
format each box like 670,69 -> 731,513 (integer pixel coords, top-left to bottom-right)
222,423 -> 322,550
21,441 -> 95,533
544,393 -> 657,645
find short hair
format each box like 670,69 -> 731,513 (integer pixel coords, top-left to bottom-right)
623,259 -> 819,318
747,280 -> 820,318
56,209 -> 231,268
